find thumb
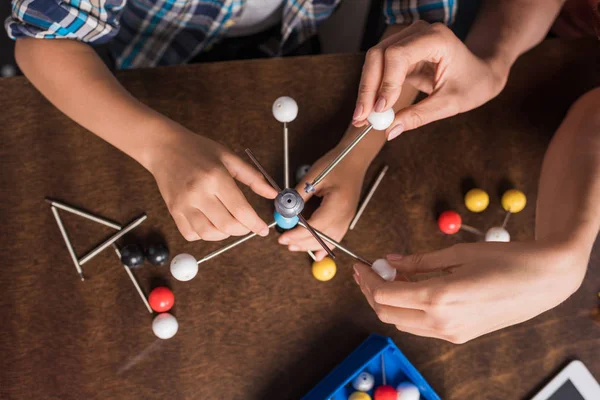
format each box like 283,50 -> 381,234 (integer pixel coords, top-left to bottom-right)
386,245 -> 463,274
386,93 -> 459,140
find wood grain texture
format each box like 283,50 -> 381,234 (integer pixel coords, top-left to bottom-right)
0,39 -> 598,400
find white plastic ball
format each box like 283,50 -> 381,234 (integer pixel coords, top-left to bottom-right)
272,96 -> 298,123
295,164 -> 311,183
367,108 -> 395,130
396,382 -> 420,400
352,372 -> 375,392
372,259 -> 396,282
152,313 -> 179,339
170,253 -> 198,281
485,227 -> 510,242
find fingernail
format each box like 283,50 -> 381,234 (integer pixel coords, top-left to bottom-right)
387,254 -> 403,261
259,227 -> 269,237
289,245 -> 300,251
374,97 -> 386,112
353,103 -> 363,120
353,274 -> 359,285
387,123 -> 404,141
279,238 -> 289,245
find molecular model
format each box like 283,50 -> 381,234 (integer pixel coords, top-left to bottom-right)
170,97 -> 399,285
47,198 -> 177,339
437,188 -> 527,242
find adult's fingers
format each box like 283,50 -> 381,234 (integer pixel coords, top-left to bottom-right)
186,208 -> 229,241
386,245 -> 463,274
353,21 -> 430,124
217,179 -> 270,237
222,153 -> 278,199
355,263 -> 441,310
370,303 -> 429,327
386,91 -> 460,140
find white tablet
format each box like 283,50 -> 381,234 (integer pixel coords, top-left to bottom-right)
531,360 -> 600,400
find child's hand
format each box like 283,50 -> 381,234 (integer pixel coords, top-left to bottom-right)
354,239 -> 588,343
278,146 -> 367,260
148,126 -> 278,241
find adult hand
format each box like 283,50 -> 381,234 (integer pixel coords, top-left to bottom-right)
148,125 -> 277,241
354,240 -> 587,343
353,21 -> 510,140
278,146 -> 367,260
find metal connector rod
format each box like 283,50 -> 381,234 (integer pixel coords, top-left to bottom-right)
51,206 -> 85,281
197,221 -> 278,265
304,124 -> 374,193
46,198 -> 122,230
79,214 -> 147,265
113,244 -> 152,314
297,220 -> 371,266
349,165 -> 389,230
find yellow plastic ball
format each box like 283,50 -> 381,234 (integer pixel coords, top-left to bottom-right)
501,189 -> 527,213
349,392 -> 372,400
311,257 -> 337,282
464,188 -> 490,213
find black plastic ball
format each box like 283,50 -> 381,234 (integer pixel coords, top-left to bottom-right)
145,242 -> 169,266
120,244 -> 145,268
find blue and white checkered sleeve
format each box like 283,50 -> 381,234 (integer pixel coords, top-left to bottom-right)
5,0 -> 126,44
383,0 -> 457,25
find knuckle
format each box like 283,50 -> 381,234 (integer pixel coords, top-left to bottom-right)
372,287 -> 387,304
407,109 -> 425,129
365,47 -> 383,62
424,287 -> 452,310
182,231 -> 199,242
374,305 -> 392,324
380,81 -> 400,94
412,20 -> 430,29
445,332 -> 468,344
358,83 -> 376,96
429,22 -> 449,35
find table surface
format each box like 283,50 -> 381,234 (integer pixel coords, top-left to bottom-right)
0,39 -> 598,400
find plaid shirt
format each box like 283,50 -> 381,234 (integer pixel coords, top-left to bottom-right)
6,0 -> 456,69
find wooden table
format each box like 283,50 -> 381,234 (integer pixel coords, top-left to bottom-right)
0,39 -> 598,400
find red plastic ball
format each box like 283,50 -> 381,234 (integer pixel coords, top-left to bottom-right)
437,210 -> 462,234
148,287 -> 175,312
374,385 -> 397,400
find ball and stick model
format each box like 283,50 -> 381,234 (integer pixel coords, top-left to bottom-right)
148,286 -> 175,313
170,97 -> 395,283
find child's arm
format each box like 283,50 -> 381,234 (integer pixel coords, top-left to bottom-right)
16,38 -> 277,241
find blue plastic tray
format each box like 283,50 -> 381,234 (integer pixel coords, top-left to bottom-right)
302,334 -> 441,400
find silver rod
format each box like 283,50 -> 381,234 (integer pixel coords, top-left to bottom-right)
51,206 -> 85,281
461,224 -> 484,237
197,221 -> 278,265
349,165 -> 389,230
79,214 -> 147,265
45,198 -> 122,230
283,122 -> 290,188
113,244 -> 152,314
298,214 -> 336,259
502,211 -> 512,229
245,148 -> 282,192
297,220 -> 372,266
307,250 -> 317,262
305,124 -> 374,193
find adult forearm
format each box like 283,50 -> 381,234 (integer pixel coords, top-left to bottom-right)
15,38 -> 172,170
536,88 -> 600,251
466,0 -> 566,78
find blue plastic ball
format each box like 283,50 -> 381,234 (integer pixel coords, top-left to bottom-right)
274,211 -> 299,230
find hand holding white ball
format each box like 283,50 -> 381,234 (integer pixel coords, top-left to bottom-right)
272,96 -> 298,123
367,108 -> 395,130
371,259 -> 397,282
